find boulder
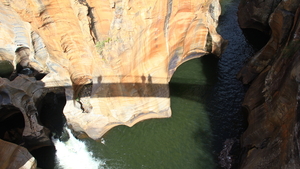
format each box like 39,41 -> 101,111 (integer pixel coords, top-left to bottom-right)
0,139 -> 37,169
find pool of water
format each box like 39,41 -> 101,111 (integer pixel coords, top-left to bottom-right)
74,54 -> 219,169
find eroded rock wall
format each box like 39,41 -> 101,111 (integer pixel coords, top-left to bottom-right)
0,0 -> 226,141
0,0 -> 225,140
237,0 -> 300,168
0,0 -> 226,167
0,76 -> 52,150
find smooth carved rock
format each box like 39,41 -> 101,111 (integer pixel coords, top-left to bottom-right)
68,0 -> 225,139
237,0 -> 300,168
0,0 -> 225,140
237,0 -> 299,84
237,0 -> 281,33
0,76 -> 51,150
0,139 -> 37,169
0,2 -> 47,74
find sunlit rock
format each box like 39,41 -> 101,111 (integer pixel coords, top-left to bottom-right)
0,0 -> 225,140
0,2 -> 47,74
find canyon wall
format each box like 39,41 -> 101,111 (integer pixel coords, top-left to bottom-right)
0,0 -> 225,140
237,0 -> 300,168
0,0 -> 225,167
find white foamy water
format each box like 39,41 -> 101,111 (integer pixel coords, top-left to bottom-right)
53,128 -> 105,169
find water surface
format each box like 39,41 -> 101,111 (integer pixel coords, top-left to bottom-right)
80,55 -> 219,169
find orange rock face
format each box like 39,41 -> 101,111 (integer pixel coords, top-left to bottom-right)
0,0 -> 225,139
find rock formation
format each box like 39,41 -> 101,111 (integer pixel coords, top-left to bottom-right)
0,139 -> 37,169
237,0 -> 300,168
0,0 -> 226,140
0,0 -> 225,166
0,75 -> 52,150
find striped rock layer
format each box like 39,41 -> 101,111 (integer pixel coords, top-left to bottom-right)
0,0 -> 225,140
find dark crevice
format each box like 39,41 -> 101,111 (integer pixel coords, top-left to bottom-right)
240,106 -> 249,131
32,90 -> 67,169
259,137 -> 270,149
39,21 -> 55,29
0,106 -> 25,145
78,0 -> 98,42
39,91 -> 67,139
14,65 -> 47,80
73,82 -> 93,113
164,0 -> 173,37
242,28 -> 271,52
205,32 -> 213,53
30,146 -> 56,169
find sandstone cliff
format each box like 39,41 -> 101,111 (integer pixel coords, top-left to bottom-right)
237,0 -> 300,168
0,0 -> 225,166
0,0 -> 225,140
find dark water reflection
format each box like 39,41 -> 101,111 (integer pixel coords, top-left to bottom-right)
208,0 -> 254,165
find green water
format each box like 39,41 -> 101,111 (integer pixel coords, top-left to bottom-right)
0,60 -> 14,78
82,55 -> 219,169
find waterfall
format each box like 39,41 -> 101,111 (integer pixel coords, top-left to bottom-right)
53,128 -> 106,169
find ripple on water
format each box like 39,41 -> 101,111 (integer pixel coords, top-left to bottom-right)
208,0 -> 254,154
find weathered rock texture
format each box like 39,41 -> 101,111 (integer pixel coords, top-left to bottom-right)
0,0 -> 225,140
0,76 -> 52,150
0,0 -> 223,139
0,0 -> 228,167
237,0 -> 300,168
0,139 -> 37,169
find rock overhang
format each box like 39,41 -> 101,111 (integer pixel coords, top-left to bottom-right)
0,0 -> 226,140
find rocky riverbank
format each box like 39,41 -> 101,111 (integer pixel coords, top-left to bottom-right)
237,0 -> 300,168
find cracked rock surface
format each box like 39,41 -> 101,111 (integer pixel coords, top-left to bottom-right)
237,0 -> 300,168
0,0 -> 225,140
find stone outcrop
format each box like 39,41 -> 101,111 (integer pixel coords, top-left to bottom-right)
0,75 -> 52,150
237,0 -> 300,168
0,139 -> 37,169
0,0 -> 226,166
0,0 -> 226,140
